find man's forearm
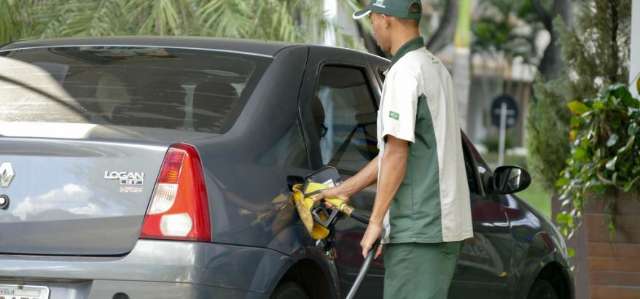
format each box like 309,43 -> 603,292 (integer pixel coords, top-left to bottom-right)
369,139 -> 408,225
337,155 -> 379,197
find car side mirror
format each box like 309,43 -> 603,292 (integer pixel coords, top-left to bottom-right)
490,166 -> 531,194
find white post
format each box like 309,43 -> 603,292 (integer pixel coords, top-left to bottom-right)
498,102 -> 507,166
323,0 -> 338,46
631,0 -> 640,96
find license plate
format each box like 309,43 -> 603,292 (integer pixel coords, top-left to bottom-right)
0,284 -> 49,299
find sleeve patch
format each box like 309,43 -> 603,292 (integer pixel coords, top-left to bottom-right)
389,111 -> 400,120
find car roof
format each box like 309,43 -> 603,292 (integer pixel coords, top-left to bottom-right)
1,36 -> 297,57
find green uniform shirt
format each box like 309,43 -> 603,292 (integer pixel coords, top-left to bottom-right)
378,37 -> 473,244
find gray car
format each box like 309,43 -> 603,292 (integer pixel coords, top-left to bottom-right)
0,37 -> 573,299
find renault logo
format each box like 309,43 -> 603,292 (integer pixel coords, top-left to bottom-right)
0,162 -> 15,188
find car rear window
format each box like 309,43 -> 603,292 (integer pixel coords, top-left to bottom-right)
0,46 -> 270,134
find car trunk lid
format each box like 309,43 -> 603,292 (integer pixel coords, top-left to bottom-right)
0,137 -> 167,256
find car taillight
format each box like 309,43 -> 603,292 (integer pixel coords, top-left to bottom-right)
140,143 -> 211,242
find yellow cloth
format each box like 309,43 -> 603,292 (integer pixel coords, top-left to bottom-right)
291,182 -> 353,240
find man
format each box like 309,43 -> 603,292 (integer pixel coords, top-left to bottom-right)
313,0 -> 473,298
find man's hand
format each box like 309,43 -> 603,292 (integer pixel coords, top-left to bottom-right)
311,187 -> 350,208
360,222 -> 384,259
311,156 -> 380,207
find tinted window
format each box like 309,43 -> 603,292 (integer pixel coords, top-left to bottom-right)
462,141 -> 480,194
310,66 -> 378,175
0,47 -> 270,134
462,135 -> 491,194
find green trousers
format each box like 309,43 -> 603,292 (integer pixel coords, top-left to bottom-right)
383,242 -> 461,299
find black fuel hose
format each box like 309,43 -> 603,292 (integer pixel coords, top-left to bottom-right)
341,209 -> 382,299
345,241 -> 380,299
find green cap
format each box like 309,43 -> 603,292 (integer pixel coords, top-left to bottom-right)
353,0 -> 422,21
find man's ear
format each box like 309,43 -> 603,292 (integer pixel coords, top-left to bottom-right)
381,14 -> 392,29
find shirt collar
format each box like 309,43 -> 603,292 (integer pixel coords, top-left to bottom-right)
390,36 -> 425,66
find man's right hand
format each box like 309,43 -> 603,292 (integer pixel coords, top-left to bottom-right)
311,187 -> 350,208
310,156 -> 379,208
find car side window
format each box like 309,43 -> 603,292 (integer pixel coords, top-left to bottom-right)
463,136 -> 492,195
309,65 -> 378,175
462,133 -> 496,195
462,141 -> 480,195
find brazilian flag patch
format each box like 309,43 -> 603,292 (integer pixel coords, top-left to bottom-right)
389,111 -> 400,120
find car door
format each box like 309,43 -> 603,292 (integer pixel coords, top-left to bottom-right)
449,136 -> 514,299
298,47 -> 385,298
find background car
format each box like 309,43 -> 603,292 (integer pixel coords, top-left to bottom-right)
0,37 -> 572,299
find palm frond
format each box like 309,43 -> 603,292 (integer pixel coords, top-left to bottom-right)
128,0 -> 193,35
56,0 -> 129,37
0,0 -> 19,44
4,0 -> 332,44
197,0 -> 252,38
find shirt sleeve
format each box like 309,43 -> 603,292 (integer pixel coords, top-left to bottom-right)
380,71 -> 419,143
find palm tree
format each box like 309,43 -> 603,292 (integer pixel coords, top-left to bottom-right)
0,0 -> 39,44
1,0 -> 326,44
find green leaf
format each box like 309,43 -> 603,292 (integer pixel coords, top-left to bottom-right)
556,212 -> 574,226
608,83 -> 629,96
628,123 -> 639,136
570,116 -> 582,128
568,101 -> 589,115
593,100 -> 606,110
611,85 -> 640,108
606,134 -> 619,147
617,135 -> 635,154
605,156 -> 617,171
574,147 -> 589,162
556,177 -> 570,187
567,247 -> 576,258
623,176 -> 640,192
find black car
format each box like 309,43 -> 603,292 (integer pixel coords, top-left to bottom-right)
0,37 -> 573,299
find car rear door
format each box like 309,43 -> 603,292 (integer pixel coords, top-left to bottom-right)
298,46 -> 385,299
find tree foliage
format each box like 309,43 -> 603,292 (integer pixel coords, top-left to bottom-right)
472,0 -> 572,76
0,0 -> 40,44
527,0 -> 631,193
527,79 -> 572,192
472,0 -> 540,63
0,0 -> 325,44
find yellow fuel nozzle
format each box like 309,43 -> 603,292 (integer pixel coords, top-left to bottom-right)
324,197 -> 353,216
291,181 -> 357,240
303,182 -> 353,216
